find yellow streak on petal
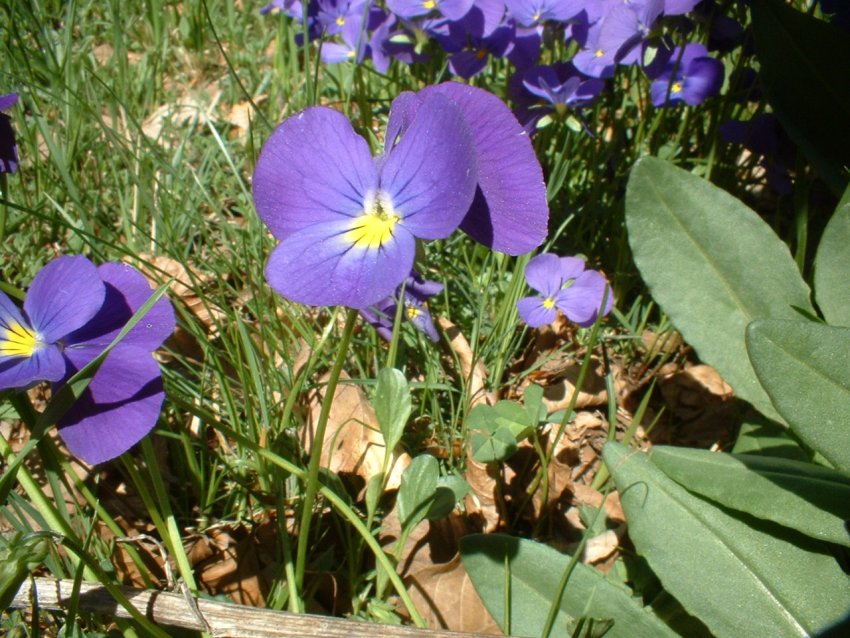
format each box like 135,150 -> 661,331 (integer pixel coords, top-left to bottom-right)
671,81 -> 683,94
0,322 -> 42,357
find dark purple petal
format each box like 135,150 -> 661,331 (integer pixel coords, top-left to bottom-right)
449,51 -> 489,78
380,92 -> 478,240
422,83 -> 548,254
517,295 -> 558,328
0,113 -> 18,174
24,256 -> 105,344
57,348 -> 165,464
405,298 -> 440,341
359,304 -> 395,341
252,107 -> 378,240
663,0 -> 700,15
524,253 -> 564,298
508,27 -> 542,70
65,262 -> 175,353
681,56 -> 723,106
265,219 -> 416,308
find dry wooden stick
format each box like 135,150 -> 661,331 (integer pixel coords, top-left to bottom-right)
11,577 -> 504,638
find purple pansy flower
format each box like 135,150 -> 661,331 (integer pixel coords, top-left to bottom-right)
387,0 -> 474,21
252,93 -> 478,309
388,83 -> 549,255
0,255 -> 175,464
0,93 -> 20,174
649,43 -> 723,107
359,271 -> 443,342
517,253 -> 613,328
504,0 -> 583,27
436,9 -> 515,79
522,62 -> 606,113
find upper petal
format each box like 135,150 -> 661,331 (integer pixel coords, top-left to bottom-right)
64,262 -> 175,353
252,107 -> 379,240
24,255 -> 105,344
556,270 -> 613,326
422,83 -> 548,255
380,92 -> 478,240
265,219 -> 417,308
524,253 -> 564,297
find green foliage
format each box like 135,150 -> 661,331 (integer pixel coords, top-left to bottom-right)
747,319 -> 850,472
396,455 -> 458,530
460,533 -> 678,638
603,442 -> 850,638
467,384 -> 546,463
625,157 -> 813,421
750,0 -> 850,196
0,532 -> 50,610
814,198 -> 850,326
649,445 -> 850,547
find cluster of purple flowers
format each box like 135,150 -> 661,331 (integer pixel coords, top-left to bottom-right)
262,0 -> 727,130
0,256 -> 175,464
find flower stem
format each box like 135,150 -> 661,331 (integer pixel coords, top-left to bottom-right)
293,307 -> 358,602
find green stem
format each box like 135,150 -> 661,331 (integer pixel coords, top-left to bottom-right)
293,308 -> 358,600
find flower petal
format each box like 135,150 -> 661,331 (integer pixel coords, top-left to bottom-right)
556,270 -> 612,326
64,262 -> 175,352
265,220 -> 416,308
517,295 -> 557,328
422,83 -> 548,255
380,92 -> 478,240
252,106 -> 378,240
524,253 -> 564,297
23,255 -> 105,344
57,348 -> 164,464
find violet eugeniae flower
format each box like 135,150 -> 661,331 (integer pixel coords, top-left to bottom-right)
649,43 -> 723,107
517,253 -> 613,328
0,255 -> 175,464
252,93 -> 478,308
359,271 -> 443,342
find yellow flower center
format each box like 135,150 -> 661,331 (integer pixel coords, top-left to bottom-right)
0,322 -> 42,358
336,16 -> 345,26
542,297 -> 556,310
406,306 -> 422,320
595,48 -> 605,58
423,0 -> 436,8
345,190 -> 400,250
671,81 -> 683,94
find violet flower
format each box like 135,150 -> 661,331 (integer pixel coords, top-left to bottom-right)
0,93 -> 19,174
252,93 -> 478,309
504,0 -> 583,28
517,253 -> 612,328
0,255 -> 175,464
387,0 -> 474,22
387,83 -> 549,255
436,9 -> 515,78
521,63 -> 606,115
649,43 -> 723,107
359,271 -> 443,342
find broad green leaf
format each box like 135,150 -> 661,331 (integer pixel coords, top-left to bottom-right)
396,455 -> 455,528
814,200 -> 850,326
649,446 -> 850,547
604,442 -> 850,638
373,367 -> 411,454
746,319 -> 850,473
732,415 -> 809,461
626,157 -> 813,421
460,534 -> 677,638
750,0 -> 850,196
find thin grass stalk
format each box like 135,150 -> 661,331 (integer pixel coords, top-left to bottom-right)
293,308 -> 359,600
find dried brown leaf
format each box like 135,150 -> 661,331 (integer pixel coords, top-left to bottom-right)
304,371 -> 410,492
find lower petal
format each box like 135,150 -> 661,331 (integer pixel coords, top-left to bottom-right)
265,221 -> 416,309
57,348 -> 164,465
